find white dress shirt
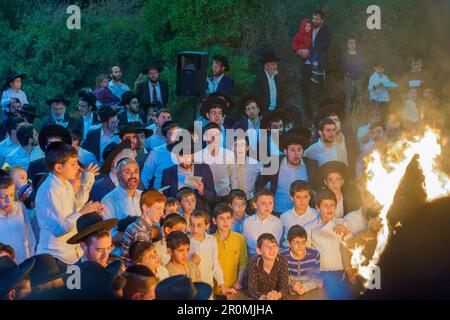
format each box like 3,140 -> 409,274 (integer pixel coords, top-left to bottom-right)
148,81 -> 162,104
3,146 -> 45,171
82,113 -> 94,139
280,207 -> 318,248
35,172 -> 94,264
101,185 -> 142,237
304,138 -> 348,166
335,194 -> 344,218
264,70 -> 277,111
243,213 -> 283,256
189,233 -> 224,287
232,157 -> 262,199
0,201 -> 36,263
194,146 -> 237,197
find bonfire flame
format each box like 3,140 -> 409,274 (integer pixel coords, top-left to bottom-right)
351,127 -> 450,288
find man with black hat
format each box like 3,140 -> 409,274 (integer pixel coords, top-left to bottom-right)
25,253 -> 66,296
18,104 -> 40,125
249,50 -> 284,115
115,121 -> 153,169
81,105 -> 120,163
89,140 -> 135,202
155,275 -> 212,300
162,138 -> 216,210
67,212 -> 118,267
256,133 -> 320,214
1,71 -> 28,115
76,90 -> 99,139
136,61 -> 169,114
0,256 -> 34,300
41,94 -> 78,130
207,55 -> 233,97
27,124 -> 73,185
117,91 -> 146,127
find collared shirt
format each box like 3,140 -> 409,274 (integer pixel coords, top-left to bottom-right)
145,133 -> 166,150
148,81 -> 162,104
82,112 -> 94,139
121,217 -> 154,258
78,147 -> 98,168
166,260 -> 201,282
108,80 -> 130,99
231,213 -> 249,234
274,158 -> 309,213
335,194 -> 344,218
3,146 -> 45,171
177,166 -> 194,189
243,213 -> 283,256
207,74 -> 224,94
189,233 -> 225,287
232,157 -> 262,199
280,207 -> 318,248
109,172 -> 120,188
101,185 -> 143,237
247,255 -> 289,300
213,231 -> 248,295
0,137 -> 19,166
368,72 -> 391,102
194,146 -> 237,197
141,144 -> 177,189
247,120 -> 260,153
264,70 -> 277,111
100,128 -> 120,163
1,88 -> 29,110
126,111 -> 143,124
35,173 -> 87,264
304,138 -> 348,166
0,202 -> 36,263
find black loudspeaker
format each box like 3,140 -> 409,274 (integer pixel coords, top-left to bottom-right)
176,51 -> 209,98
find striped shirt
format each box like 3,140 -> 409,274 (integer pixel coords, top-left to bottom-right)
280,247 -> 320,283
121,217 -> 153,258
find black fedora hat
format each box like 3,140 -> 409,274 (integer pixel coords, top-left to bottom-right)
155,275 -> 212,300
46,93 -> 71,107
98,105 -> 120,123
319,160 -> 349,182
314,98 -> 346,128
280,133 -> 309,151
67,212 -> 118,244
259,50 -> 281,64
3,71 -> 26,90
38,124 -> 72,152
19,104 -> 40,118
0,256 -> 35,295
117,91 -> 138,106
212,55 -> 230,72
116,121 -> 153,138
208,91 -> 232,107
287,126 -> 312,141
78,90 -> 97,111
199,97 -> 228,119
261,109 -> 286,129
100,139 -> 132,175
141,60 -> 164,74
27,254 -> 66,287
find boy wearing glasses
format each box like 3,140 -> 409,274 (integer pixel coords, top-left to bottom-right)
280,225 -> 322,296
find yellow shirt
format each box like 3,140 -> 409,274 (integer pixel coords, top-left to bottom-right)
213,231 -> 248,295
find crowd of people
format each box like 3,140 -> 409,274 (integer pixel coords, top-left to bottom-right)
0,9 -> 442,300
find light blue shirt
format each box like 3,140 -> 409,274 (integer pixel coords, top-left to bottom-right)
108,80 -> 130,99
78,147 -> 98,167
145,133 -> 166,150
1,88 -> 29,110
368,72 -> 394,102
231,213 -> 249,234
127,111 -> 143,124
82,113 -> 94,139
3,146 -> 44,171
274,158 -> 309,213
149,82 -> 163,104
141,144 -> 177,189
265,70 -> 277,111
0,137 -> 19,166
207,74 -> 224,94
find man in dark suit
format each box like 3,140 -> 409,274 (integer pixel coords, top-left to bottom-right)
27,124 -> 72,185
301,10 -> 332,125
116,91 -> 146,127
255,133 -> 320,214
76,90 -> 100,139
161,140 -> 216,211
136,61 -> 169,117
249,50 -> 284,116
41,94 -> 78,130
207,55 -> 233,97
81,106 -> 120,162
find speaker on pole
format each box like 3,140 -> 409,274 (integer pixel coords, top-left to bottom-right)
176,51 -> 208,98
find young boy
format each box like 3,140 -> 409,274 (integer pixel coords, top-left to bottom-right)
0,169 -> 36,263
165,197 -> 180,217
122,264 -> 159,300
280,180 -> 318,248
177,187 -> 197,233
280,225 -> 322,295
228,189 -> 249,234
407,55 -> 426,89
121,189 -> 167,257
403,87 -> 420,128
165,230 -> 201,282
368,62 -> 398,117
212,203 -> 247,296
243,189 -> 282,256
35,142 -> 101,266
247,233 -> 289,300
10,167 -> 28,199
189,208 -> 235,295
153,213 -> 187,266
129,240 -> 170,281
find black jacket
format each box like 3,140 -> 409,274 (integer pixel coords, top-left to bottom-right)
81,127 -> 102,161
75,113 -> 100,135
117,110 -> 147,127
136,80 -> 169,113
249,70 -> 284,115
41,114 -> 79,131
310,25 -> 332,70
